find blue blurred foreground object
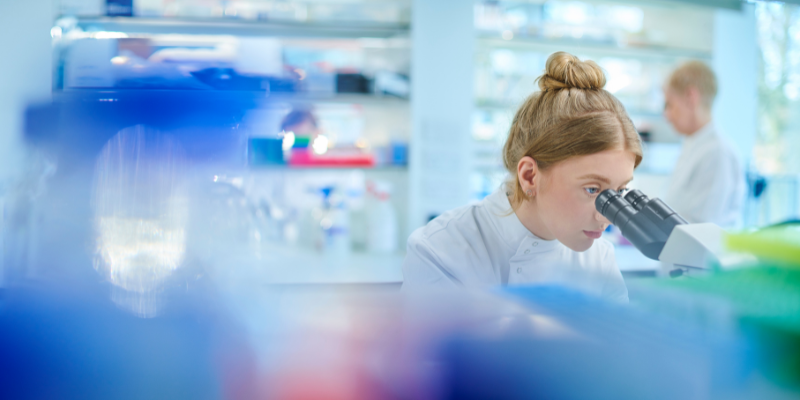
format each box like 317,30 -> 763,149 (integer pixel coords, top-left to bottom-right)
439,286 -> 753,400
1,89 -> 263,399
25,89 -> 265,166
0,287 -> 222,400
631,265 -> 800,390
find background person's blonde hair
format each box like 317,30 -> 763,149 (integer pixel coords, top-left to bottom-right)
503,51 -> 643,208
666,60 -> 718,109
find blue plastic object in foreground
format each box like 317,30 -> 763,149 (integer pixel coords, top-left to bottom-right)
438,285 -> 752,400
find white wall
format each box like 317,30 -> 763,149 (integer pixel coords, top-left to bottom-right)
0,0 -> 54,287
712,3 -> 757,166
409,0 -> 475,233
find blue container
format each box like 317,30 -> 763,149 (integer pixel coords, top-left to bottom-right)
248,137 -> 285,166
391,141 -> 408,166
106,0 -> 133,16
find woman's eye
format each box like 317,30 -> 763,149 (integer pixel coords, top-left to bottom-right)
585,187 -> 599,195
618,188 -> 628,194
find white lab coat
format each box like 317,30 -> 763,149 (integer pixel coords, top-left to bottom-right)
665,123 -> 744,228
402,186 -> 628,302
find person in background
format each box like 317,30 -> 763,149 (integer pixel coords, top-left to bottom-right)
282,109 -> 317,135
281,108 -> 318,141
663,61 -> 744,227
402,52 -> 642,302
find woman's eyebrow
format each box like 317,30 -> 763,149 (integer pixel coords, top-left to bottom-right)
578,174 -> 634,186
578,174 -> 611,184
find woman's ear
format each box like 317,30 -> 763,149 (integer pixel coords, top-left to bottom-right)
687,86 -> 702,109
517,156 -> 539,198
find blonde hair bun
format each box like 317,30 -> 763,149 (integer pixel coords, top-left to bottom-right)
537,52 -> 606,91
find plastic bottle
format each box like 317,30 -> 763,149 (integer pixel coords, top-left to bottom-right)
313,187 -> 351,255
366,181 -> 397,254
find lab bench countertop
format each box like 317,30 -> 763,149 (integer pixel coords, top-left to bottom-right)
614,244 -> 662,273
258,248 -> 405,285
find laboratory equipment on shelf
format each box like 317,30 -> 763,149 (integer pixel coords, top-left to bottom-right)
311,186 -> 351,255
365,180 -> 397,254
595,188 -> 731,275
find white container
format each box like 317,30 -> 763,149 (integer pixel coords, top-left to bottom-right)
325,203 -> 351,255
366,181 -> 398,254
313,187 -> 351,255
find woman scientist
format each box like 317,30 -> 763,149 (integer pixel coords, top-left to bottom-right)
402,52 -> 642,302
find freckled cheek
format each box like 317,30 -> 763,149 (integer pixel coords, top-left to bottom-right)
550,190 -> 586,229
568,192 -> 597,225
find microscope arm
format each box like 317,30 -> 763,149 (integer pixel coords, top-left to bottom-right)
657,223 -> 725,269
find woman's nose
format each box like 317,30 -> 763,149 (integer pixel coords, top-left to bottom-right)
595,210 -> 611,226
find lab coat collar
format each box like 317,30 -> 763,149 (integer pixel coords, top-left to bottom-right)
484,185 -> 555,251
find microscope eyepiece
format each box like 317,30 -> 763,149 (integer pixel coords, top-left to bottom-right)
595,189 -> 617,217
624,189 -> 649,211
594,188 -> 688,260
595,189 -> 635,227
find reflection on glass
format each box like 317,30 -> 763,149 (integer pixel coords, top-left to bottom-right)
93,125 -> 187,318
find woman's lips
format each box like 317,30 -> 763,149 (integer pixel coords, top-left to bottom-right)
583,230 -> 603,239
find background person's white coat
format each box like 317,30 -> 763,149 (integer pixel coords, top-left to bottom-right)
665,123 -> 744,228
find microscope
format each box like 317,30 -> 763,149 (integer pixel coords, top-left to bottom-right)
595,189 -> 729,276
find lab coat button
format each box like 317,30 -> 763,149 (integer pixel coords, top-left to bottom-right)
517,268 -> 522,273
524,249 -> 530,254
533,242 -> 538,247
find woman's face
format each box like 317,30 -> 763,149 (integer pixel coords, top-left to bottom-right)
663,87 -> 695,135
529,148 -> 636,252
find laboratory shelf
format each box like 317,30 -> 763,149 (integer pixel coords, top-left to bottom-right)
248,165 -> 408,171
472,165 -> 507,175
72,16 -> 410,39
474,98 -> 524,110
58,89 -> 409,108
266,93 -> 409,106
478,36 -> 712,61
475,98 -> 667,119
